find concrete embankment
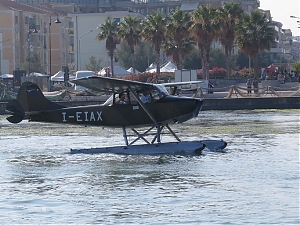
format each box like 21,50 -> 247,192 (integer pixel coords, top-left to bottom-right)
1,96 -> 299,115
201,97 -> 300,110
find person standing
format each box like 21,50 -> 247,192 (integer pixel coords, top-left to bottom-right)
246,79 -> 252,96
252,78 -> 259,95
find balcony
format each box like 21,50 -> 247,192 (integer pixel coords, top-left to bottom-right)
269,48 -> 285,53
67,28 -> 74,35
69,45 -> 74,53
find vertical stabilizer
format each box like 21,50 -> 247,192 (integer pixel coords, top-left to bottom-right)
6,82 -> 63,123
17,82 -> 61,112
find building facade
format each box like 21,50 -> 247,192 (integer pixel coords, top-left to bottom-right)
69,11 -> 144,72
12,0 -> 261,15
3,0 -> 298,75
0,0 -> 72,75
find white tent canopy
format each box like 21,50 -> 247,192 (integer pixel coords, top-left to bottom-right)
99,66 -> 130,76
127,67 -> 140,74
0,74 -> 13,79
29,72 -> 49,77
146,61 -> 177,73
145,63 -> 157,72
51,71 -> 65,81
160,61 -> 177,73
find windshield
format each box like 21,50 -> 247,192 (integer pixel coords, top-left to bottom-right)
153,84 -> 169,98
103,94 -> 114,106
102,84 -> 169,106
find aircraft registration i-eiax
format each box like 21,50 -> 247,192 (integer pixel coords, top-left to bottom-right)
5,76 -> 227,155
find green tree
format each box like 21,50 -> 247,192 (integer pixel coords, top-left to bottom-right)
235,10 -> 274,78
24,53 -> 44,74
85,56 -> 103,72
96,18 -> 119,77
219,2 -> 243,78
118,15 -> 142,75
232,51 -> 249,70
292,60 -> 300,73
182,48 -> 202,70
117,41 -> 155,72
190,5 -> 220,79
257,51 -> 272,68
140,11 -> 167,80
209,48 -> 226,69
165,7 -> 194,70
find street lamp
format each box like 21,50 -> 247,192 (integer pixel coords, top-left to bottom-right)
78,29 -> 93,70
49,12 -> 61,76
27,27 -> 38,76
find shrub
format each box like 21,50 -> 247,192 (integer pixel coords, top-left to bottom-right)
238,67 -> 254,78
121,72 -> 175,83
197,67 -> 226,79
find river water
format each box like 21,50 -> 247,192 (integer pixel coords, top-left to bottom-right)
0,109 -> 299,224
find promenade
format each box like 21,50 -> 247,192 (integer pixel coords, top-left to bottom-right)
202,81 -> 300,99
0,82 -> 299,115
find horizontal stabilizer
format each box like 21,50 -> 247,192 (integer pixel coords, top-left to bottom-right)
6,99 -> 25,123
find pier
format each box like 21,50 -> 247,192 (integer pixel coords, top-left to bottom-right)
1,82 -> 299,115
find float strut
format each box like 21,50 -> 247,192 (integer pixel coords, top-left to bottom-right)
122,126 -> 129,146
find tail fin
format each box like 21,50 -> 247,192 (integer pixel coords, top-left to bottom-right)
16,82 -> 54,112
6,99 -> 25,123
6,82 -> 62,123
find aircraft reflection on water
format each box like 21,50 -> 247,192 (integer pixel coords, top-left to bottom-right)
5,76 -> 227,155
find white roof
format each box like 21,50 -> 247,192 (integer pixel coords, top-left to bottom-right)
180,2 -> 199,11
51,71 -> 65,81
145,63 -> 157,72
99,66 -> 130,76
127,67 -> 140,74
30,72 -> 49,77
160,61 -> 177,73
147,61 -> 177,73
0,74 -> 13,79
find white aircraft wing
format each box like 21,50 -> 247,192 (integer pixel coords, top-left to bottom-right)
71,76 -> 154,93
162,81 -> 202,87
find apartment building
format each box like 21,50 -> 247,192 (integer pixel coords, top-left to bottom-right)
9,0 -> 261,71
0,0 -> 71,75
12,0 -> 260,14
69,11 -> 144,71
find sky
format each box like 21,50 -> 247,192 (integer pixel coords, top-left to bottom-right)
259,0 -> 300,36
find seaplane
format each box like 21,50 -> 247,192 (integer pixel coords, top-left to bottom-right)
5,76 -> 227,155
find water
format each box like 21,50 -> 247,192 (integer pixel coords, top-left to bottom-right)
0,109 -> 299,224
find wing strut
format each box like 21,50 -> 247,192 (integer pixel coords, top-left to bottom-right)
166,124 -> 181,142
121,124 -> 181,146
122,126 -> 129,146
127,86 -> 158,125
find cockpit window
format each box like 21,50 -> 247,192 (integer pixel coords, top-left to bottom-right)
103,94 -> 114,106
153,84 -> 168,98
102,84 -> 169,106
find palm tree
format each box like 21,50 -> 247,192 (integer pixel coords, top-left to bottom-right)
165,7 -> 193,70
219,2 -> 244,79
96,18 -> 119,77
235,10 -> 274,78
190,5 -> 220,80
118,15 -> 142,75
164,36 -> 195,70
140,11 -> 167,80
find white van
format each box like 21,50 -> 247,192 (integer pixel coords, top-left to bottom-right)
74,70 -> 95,90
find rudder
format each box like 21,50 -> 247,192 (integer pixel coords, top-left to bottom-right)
6,82 -> 63,123
17,82 -> 63,112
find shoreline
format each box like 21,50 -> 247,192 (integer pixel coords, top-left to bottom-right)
1,82 -> 299,114
1,96 -> 299,115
